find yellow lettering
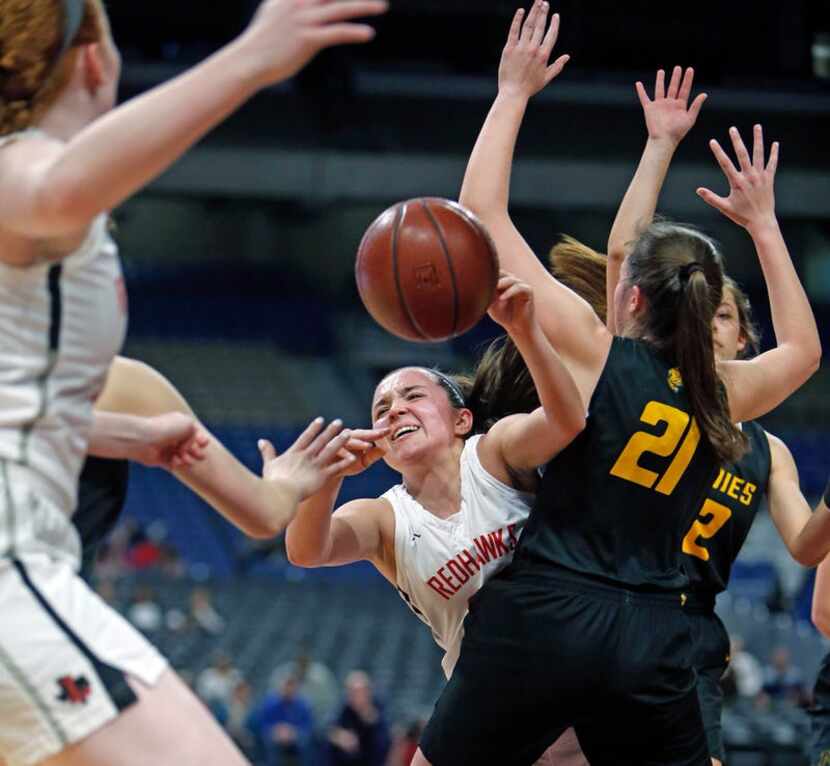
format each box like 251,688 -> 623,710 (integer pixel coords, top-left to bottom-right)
740,482 -> 757,506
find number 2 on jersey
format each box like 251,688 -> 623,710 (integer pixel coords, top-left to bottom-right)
682,499 -> 732,561
610,401 -> 701,496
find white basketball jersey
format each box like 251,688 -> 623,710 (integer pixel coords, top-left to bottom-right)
0,136 -> 127,561
385,434 -> 533,677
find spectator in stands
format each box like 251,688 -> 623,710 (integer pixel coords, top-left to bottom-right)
721,635 -> 764,703
254,674 -> 315,766
329,671 -> 390,766
127,584 -> 163,634
272,643 -> 340,731
197,651 -> 243,717
762,646 -> 807,705
226,679 -> 256,759
190,585 -> 226,635
387,717 -> 425,766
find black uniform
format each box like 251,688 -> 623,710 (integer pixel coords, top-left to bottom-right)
420,337 -> 718,766
809,652 -> 830,766
73,456 -> 130,583
682,421 -> 771,762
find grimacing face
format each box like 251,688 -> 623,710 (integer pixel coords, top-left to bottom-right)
371,368 -> 469,472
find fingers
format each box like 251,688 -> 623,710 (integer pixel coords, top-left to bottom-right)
687,92 -> 707,122
545,53 -> 570,82
530,2 -> 549,47
677,66 -> 694,105
313,427 -> 354,466
695,186 -> 729,213
766,140 -> 779,175
309,0 -> 387,23
654,68 -> 665,100
507,7 -> 524,46
666,65 -> 682,100
348,427 -> 390,443
709,138 -> 741,184
292,416 -> 326,451
541,11 -> 560,55
635,80 -> 651,109
327,451 -> 358,476
728,126 -> 752,173
306,23 -> 377,47
521,0 -> 543,44
751,123 -> 764,170
307,418 -> 346,457
258,438 -> 277,463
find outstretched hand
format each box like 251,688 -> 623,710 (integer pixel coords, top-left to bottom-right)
498,0 -> 570,100
333,427 -> 390,477
259,417 -> 358,500
488,270 -> 535,336
635,66 -> 707,147
242,0 -> 388,86
697,124 -> 779,231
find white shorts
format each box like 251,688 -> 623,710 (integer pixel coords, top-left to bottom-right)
0,554 -> 168,766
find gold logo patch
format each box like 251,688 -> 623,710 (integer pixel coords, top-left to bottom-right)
667,368 -> 683,393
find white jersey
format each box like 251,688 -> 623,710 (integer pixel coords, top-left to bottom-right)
0,134 -> 126,562
385,434 -> 533,677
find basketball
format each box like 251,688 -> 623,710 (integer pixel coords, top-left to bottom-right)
355,198 -> 500,342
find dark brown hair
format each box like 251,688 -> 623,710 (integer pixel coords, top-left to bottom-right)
626,221 -> 746,463
0,0 -> 104,135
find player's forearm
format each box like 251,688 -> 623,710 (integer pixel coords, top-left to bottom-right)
606,139 -> 676,332
40,42 -> 262,231
285,478 -> 343,566
510,322 -> 585,439
813,493 -> 830,637
750,220 -> 821,380
87,412 -> 158,461
174,439 -> 299,539
459,92 -> 528,218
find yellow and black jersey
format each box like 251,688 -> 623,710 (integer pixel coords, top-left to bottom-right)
682,420 -> 771,595
516,336 -> 719,591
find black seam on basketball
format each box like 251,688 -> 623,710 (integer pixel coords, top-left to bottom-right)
13,559 -> 138,712
448,202 -> 499,295
421,200 -> 459,336
391,202 -> 427,340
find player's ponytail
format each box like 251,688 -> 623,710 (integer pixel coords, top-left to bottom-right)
627,222 -> 747,464
0,0 -> 104,136
547,235 -> 609,324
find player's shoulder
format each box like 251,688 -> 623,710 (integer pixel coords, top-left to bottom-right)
760,429 -> 793,466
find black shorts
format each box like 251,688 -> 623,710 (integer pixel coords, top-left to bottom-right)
685,597 -> 730,763
420,563 -> 709,766
809,652 -> 830,765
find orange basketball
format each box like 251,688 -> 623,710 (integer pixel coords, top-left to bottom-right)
355,198 -> 499,342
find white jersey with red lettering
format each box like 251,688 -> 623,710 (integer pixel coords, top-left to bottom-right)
384,434 -> 533,678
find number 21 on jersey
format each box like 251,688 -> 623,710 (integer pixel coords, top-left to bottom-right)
610,401 -> 700,496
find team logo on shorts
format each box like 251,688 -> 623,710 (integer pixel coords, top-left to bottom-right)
56,675 -> 91,705
667,368 -> 683,393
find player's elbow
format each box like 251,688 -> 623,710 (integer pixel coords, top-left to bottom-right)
285,542 -> 322,568
562,411 -> 586,442
606,240 -> 626,267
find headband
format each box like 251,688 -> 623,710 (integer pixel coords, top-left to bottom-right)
59,0 -> 85,58
430,369 -> 466,408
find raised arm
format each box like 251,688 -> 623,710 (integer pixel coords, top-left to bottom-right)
95,356 -> 356,538
477,272 -> 585,480
766,435 -> 830,567
0,0 -> 386,244
701,126 -> 822,422
606,66 -> 707,332
458,2 -> 609,404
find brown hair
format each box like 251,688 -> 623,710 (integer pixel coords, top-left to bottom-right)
548,235 -> 608,324
0,0 -> 104,135
626,221 -> 746,463
453,336 -> 540,435
723,276 -> 760,359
